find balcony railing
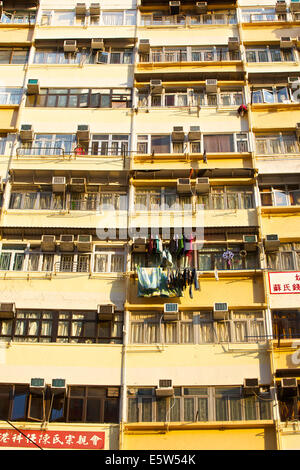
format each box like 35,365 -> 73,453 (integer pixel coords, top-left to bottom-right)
16,146 -> 130,158
139,50 -> 240,63
141,13 -> 237,26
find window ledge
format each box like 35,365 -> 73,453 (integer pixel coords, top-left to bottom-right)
124,420 -> 274,432
260,205 -> 300,215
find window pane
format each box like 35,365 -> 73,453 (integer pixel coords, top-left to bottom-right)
68,398 -> 84,421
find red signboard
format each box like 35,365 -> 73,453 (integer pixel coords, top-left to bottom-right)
0,429 -> 105,449
268,271 -> 300,295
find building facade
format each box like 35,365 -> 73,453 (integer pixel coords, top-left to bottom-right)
0,0 -> 299,451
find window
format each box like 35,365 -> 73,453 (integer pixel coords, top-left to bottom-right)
197,244 -> 258,271
0,88 -> 23,105
272,310 -> 300,340
94,248 -> 125,273
260,184 -> 300,207
134,188 -> 192,212
241,8 -> 280,23
252,86 -> 293,104
141,46 -> 240,63
0,48 -> 29,64
0,135 -> 8,155
267,243 -> 300,271
0,310 -> 123,344
19,134 -> 75,156
197,186 -> 254,210
203,134 -> 248,153
1,10 -> 36,24
127,386 -> 272,422
140,10 -> 236,26
91,134 -> 129,156
255,134 -> 299,154
34,47 -> 133,65
0,384 -> 120,423
246,46 -> 294,63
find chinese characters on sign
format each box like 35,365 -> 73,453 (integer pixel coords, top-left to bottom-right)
268,272 -> 300,295
0,430 -> 105,449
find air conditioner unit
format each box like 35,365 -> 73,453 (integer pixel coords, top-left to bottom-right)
63,40 -> 77,53
213,302 -> 228,320
169,1 -> 181,15
77,234 -> 92,252
77,125 -> 90,141
196,2 -> 208,13
96,51 -> 109,63
195,177 -> 210,193
20,124 -> 34,142
280,378 -> 298,397
205,79 -> 218,93
75,3 -> 87,16
30,378 -> 45,393
291,0 -> 300,12
177,178 -> 191,194
107,387 -> 119,398
52,176 -> 66,192
132,237 -> 147,253
59,234 -> 75,251
138,39 -> 150,53
188,126 -> 201,141
91,38 -> 104,50
243,378 -> 259,396
27,79 -> 40,95
288,76 -> 300,85
150,79 -> 163,94
156,379 -> 174,397
163,303 -> 179,320
280,37 -> 293,48
90,3 -> 101,16
51,378 -> 67,393
228,37 -> 239,51
243,234 -> 257,251
97,304 -> 115,321
41,235 -> 56,251
275,0 -> 287,12
0,303 -> 16,319
69,177 -> 86,192
264,234 -> 280,252
171,126 -> 185,142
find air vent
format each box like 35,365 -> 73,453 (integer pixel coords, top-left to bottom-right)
77,125 -> 90,141
264,234 -> 280,252
213,302 -> 228,319
156,379 -> 174,397
63,40 -> 77,53
41,235 -> 56,251
59,234 -> 75,251
177,178 -> 191,194
195,177 -> 209,193
77,234 -> 92,252
150,79 -> 163,94
90,3 -> 101,16
51,379 -> 67,393
163,303 -> 179,321
138,39 -> 150,53
91,38 -> 104,50
0,303 -> 16,319
75,3 -> 87,16
20,124 -> 34,142
188,126 -> 201,141
243,378 -> 259,395
205,79 -> 218,93
97,304 -> 115,321
171,126 -> 185,142
132,237 -> 147,253
52,176 -> 66,192
30,378 -> 45,393
27,79 -> 40,95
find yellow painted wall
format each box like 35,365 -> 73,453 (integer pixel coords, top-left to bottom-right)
0,27 -> 33,45
252,108 -> 300,131
242,25 -> 300,43
0,108 -> 18,131
261,213 -> 300,240
123,427 -> 277,450
10,155 -> 126,172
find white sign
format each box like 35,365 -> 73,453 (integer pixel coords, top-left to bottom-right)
268,271 -> 300,294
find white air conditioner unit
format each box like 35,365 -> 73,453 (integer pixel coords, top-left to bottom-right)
41,235 -> 56,251
275,0 -> 287,12
59,234 -> 75,251
177,178 -> 191,193
228,37 -> 239,51
196,2 -> 207,13
91,38 -> 104,50
77,234 -> 92,252
20,124 -> 34,142
27,79 -> 40,95
291,0 -> 300,12
163,303 -> 179,320
77,125 -> 90,141
63,40 -> 77,53
213,302 -> 228,319
169,1 -> 181,15
90,2 -> 101,16
243,234 -> 258,251
52,176 -> 66,192
281,378 -> 298,389
107,387 -> 119,398
30,378 -> 46,393
51,378 -> 67,393
264,234 -> 280,251
97,304 -> 115,321
171,126 -> 185,142
132,237 -> 147,253
138,39 -> 150,53
156,379 -> 174,397
75,2 -> 87,16
243,378 -> 259,395
288,76 -> 300,85
0,303 -> 16,319
188,126 -> 201,141
150,79 -> 163,94
195,177 -> 210,193
205,79 -> 218,93
69,177 -> 86,192
280,37 -> 293,48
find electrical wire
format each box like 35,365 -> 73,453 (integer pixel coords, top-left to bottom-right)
4,420 -> 44,450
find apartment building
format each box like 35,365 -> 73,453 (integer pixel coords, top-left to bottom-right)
0,0 -> 299,451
